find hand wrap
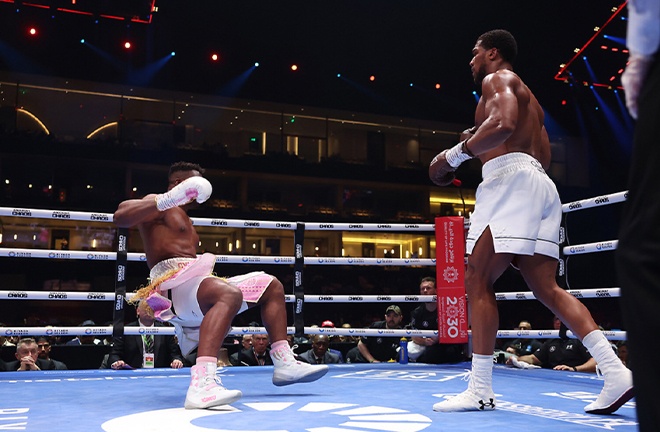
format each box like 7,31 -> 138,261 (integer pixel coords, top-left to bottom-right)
445,139 -> 476,168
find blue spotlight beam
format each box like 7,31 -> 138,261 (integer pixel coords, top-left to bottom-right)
128,53 -> 174,86
589,86 -> 633,154
217,64 -> 258,97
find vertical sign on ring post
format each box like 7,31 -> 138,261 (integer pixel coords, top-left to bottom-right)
293,222 -> 305,339
557,213 -> 568,289
113,228 -> 128,339
435,216 -> 468,343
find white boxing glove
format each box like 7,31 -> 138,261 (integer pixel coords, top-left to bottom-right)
155,176 -> 212,211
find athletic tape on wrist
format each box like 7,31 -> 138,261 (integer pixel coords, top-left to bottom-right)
445,140 -> 474,168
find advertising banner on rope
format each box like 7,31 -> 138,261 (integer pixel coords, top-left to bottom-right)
435,217 -> 468,343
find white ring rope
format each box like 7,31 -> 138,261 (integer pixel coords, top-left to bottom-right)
0,207 -> 435,232
0,191 -> 629,344
0,289 -> 621,302
0,326 -> 627,340
561,190 -> 627,214
0,248 -> 438,266
3,189 -> 630,227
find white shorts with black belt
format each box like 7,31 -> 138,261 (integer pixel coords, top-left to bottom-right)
466,152 -> 561,259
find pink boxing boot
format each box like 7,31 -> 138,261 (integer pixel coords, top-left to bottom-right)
270,340 -> 328,386
185,357 -> 242,409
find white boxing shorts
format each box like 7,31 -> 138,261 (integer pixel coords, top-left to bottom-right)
148,253 -> 274,355
465,152 -> 561,259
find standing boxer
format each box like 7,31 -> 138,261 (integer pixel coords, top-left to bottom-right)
429,29 -> 632,414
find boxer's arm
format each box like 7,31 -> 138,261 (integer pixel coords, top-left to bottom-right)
113,176 -> 212,227
539,126 -> 551,170
113,194 -> 160,228
468,73 -> 518,155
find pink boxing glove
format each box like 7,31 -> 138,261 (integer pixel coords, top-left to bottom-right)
155,176 -> 212,211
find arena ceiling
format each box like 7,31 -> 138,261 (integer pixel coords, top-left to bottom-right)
0,0 -> 629,131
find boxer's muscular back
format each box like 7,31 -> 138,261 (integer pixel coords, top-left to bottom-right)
138,207 -> 199,269
475,69 -> 551,170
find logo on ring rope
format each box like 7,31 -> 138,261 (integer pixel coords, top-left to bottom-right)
8,251 -> 31,258
318,258 -> 336,263
49,252 -> 71,259
87,253 -> 110,260
11,208 -> 31,216
90,213 -> 110,221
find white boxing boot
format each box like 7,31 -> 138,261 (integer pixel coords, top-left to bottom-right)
433,353 -> 496,412
270,340 -> 329,386
185,358 -> 242,409
582,330 -> 634,414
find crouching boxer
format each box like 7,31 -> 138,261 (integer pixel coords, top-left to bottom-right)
114,161 -> 328,409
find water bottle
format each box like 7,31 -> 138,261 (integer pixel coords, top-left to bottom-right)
399,337 -> 409,364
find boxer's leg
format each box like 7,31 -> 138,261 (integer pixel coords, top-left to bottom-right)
185,277 -> 243,409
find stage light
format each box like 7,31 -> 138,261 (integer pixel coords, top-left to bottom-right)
337,73 -> 341,77
28,27 -> 37,36
170,51 -> 175,56
409,82 -> 413,87
291,64 -> 298,71
124,41 -> 131,49
435,83 -> 441,89
254,62 -> 259,67
369,75 -> 375,81
80,39 -> 85,44
211,53 -> 219,61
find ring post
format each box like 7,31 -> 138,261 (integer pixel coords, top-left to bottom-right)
293,222 -> 305,338
113,228 -> 128,339
557,215 -> 567,288
435,217 -> 468,344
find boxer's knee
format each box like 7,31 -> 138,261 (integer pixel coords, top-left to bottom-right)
198,278 -> 243,313
261,277 -> 284,302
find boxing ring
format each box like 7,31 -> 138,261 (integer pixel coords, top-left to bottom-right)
0,190 -> 637,431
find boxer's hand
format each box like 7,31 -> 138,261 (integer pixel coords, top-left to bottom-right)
622,53 -> 654,120
155,176 -> 212,211
429,150 -> 456,186
460,126 -> 477,142
111,360 -> 126,370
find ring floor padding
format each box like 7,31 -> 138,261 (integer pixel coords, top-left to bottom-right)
0,362 -> 637,431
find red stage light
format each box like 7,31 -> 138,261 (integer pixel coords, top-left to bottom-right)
28,27 -> 37,36
369,75 -> 375,81
124,41 -> 131,49
211,53 -> 219,61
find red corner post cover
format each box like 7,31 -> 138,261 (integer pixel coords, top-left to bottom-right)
435,216 -> 468,343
